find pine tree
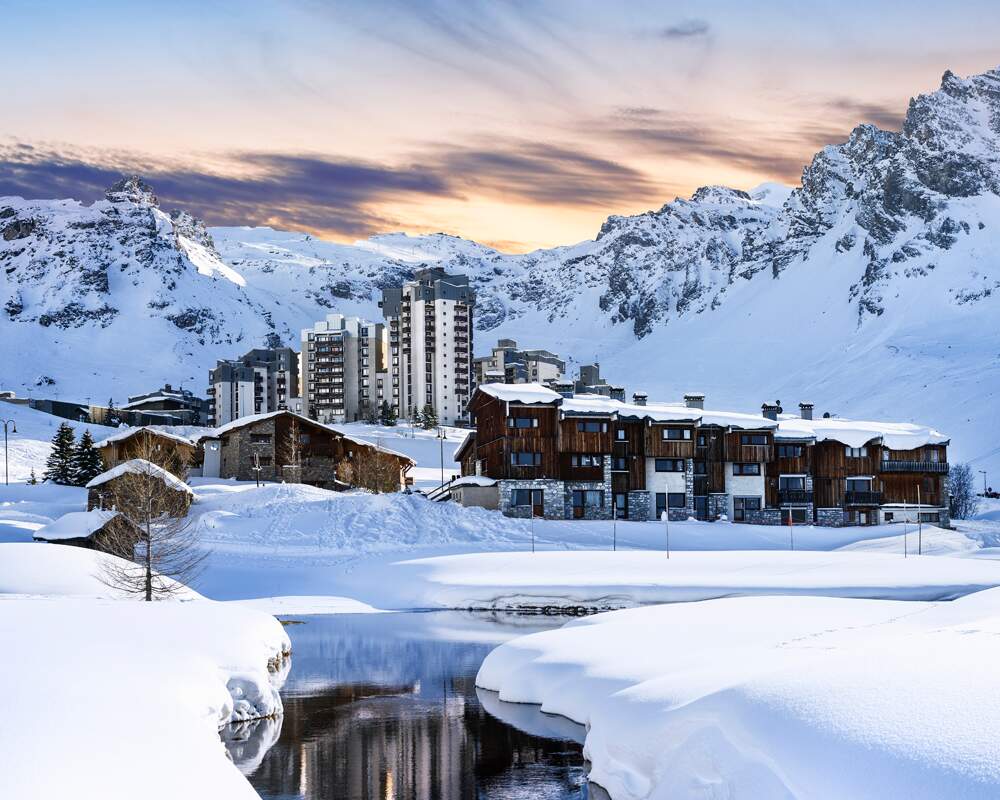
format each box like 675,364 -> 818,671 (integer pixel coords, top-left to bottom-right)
380,400 -> 398,427
28,468 -> 38,485
43,423 -> 77,485
71,430 -> 105,487
106,398 -> 122,426
420,403 -> 438,430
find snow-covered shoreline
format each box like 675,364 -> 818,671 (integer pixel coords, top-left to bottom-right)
477,590 -> 1000,799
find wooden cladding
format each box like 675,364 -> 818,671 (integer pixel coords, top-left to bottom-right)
645,424 -> 696,458
559,418 -> 612,452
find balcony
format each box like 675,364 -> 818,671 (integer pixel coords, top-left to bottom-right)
880,460 -> 949,473
844,491 -> 882,506
779,490 -> 814,505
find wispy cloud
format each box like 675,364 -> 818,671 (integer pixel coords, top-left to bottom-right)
659,19 -> 711,39
824,97 -> 906,131
0,137 -> 664,238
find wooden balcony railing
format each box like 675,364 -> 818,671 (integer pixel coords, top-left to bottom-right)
779,490 -> 814,504
880,461 -> 949,473
844,491 -> 882,506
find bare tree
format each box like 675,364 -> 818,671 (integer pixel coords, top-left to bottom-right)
281,416 -> 303,483
97,439 -> 206,600
949,463 -> 980,520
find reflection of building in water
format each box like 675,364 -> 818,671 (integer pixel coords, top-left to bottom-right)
248,675 -> 583,799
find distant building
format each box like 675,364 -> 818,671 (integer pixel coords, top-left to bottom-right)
473,339 -> 565,388
121,384 -> 209,425
300,314 -> 386,424
381,268 -> 475,426
208,347 -> 299,426
573,363 -> 625,401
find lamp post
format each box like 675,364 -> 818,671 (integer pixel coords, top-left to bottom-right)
981,470 -> 989,495
2,419 -> 15,486
436,427 -> 446,487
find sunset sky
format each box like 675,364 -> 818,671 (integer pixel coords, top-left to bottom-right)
2,0 -> 999,251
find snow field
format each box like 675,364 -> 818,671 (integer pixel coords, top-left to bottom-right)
477,590 -> 1000,799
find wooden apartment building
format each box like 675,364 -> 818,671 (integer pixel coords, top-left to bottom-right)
455,384 -> 951,527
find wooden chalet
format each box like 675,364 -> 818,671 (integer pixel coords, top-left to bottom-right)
95,427 -> 199,477
33,509 -> 142,559
86,459 -> 194,518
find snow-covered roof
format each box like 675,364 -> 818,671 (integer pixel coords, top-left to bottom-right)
475,383 -> 563,404
560,394 -> 775,429
120,395 -> 190,410
33,510 -> 120,541
450,476 -> 497,488
85,459 -> 193,494
776,415 -> 949,450
94,426 -> 198,450
452,431 -> 475,462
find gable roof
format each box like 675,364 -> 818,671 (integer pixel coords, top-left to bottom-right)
85,459 -> 193,494
775,415 -> 949,449
453,431 -> 476,462
94,426 -> 199,450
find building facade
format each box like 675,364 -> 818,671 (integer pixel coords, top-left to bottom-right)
473,339 -> 565,387
381,268 -> 475,426
121,384 -> 209,425
457,384 -> 951,527
207,347 -> 299,426
301,314 -> 386,424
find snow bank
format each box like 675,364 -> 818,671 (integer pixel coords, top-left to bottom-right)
478,590 -> 1000,799
230,595 -> 385,615
32,508 -> 119,541
0,595 -> 290,800
390,549 -> 1000,608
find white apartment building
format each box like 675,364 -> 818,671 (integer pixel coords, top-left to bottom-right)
208,347 -> 298,425
381,268 -> 475,426
473,338 -> 565,387
301,314 -> 386,423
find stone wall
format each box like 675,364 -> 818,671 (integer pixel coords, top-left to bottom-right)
627,490 -> 650,521
498,478 -> 564,519
744,508 -> 784,525
563,479 -> 613,520
816,508 -> 847,527
708,493 -> 729,520
220,418 -> 278,481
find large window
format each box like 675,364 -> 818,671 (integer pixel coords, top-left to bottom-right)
846,478 -> 872,492
779,476 -> 806,491
777,445 -> 804,458
512,489 -> 543,507
662,428 -> 692,441
612,457 -> 627,471
655,492 -> 687,516
733,462 -> 760,476
782,508 -> 808,524
733,496 -> 761,521
571,490 -> 604,508
570,454 -> 602,467
693,461 -> 707,475
576,421 -> 607,433
250,433 -> 272,444
654,458 -> 685,472
741,434 -> 768,446
507,417 -> 539,429
845,446 -> 868,458
510,452 -> 542,466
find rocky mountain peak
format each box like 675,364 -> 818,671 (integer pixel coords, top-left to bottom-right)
170,209 -> 217,252
105,175 -> 158,206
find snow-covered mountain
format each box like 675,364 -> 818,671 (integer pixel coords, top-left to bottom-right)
1,67 -> 999,472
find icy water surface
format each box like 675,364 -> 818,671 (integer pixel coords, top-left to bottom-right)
226,611 -> 590,799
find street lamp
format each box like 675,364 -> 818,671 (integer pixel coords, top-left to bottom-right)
436,427 -> 446,487
2,419 -> 15,486
981,470 -> 988,495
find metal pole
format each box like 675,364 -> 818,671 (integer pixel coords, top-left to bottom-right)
917,482 -> 922,555
613,507 -> 617,552
530,508 -> 535,553
902,495 -> 907,558
788,509 -> 794,551
661,510 -> 670,558
438,428 -> 445,487
2,420 -> 15,486
981,470 -> 988,494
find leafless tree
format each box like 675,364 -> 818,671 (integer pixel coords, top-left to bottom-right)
97,440 -> 206,600
281,416 -> 303,483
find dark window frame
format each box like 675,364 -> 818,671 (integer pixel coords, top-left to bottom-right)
654,458 -> 685,472
733,462 -> 761,476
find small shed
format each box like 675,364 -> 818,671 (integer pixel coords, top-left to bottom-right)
33,510 -> 142,558
449,476 -> 499,510
86,459 -> 193,518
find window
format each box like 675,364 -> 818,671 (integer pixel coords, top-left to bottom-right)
612,457 -> 627,471
299,433 -> 311,445
846,478 -> 871,492
571,454 -> 602,467
777,445 -> 804,458
668,492 -> 686,508
257,456 -> 272,467
250,433 -> 272,444
919,512 -> 940,523
733,462 -> 760,476
781,508 -> 808,524
845,446 -> 868,458
662,428 -> 692,440
615,428 -> 626,441
510,452 -> 542,466
571,490 -> 604,508
741,434 -> 767,446
929,449 -> 941,463
512,489 -> 543,507
693,461 -> 707,475
576,421 -> 607,433
884,512 -> 894,522
697,433 -> 707,447
733,496 -> 761,521
778,476 -> 805,491
507,417 -> 539,429
655,493 -> 668,518
654,458 -> 685,472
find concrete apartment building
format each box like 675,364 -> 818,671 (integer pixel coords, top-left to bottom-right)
207,347 -> 299,426
381,268 -> 475,426
473,339 -> 565,387
301,314 -> 387,424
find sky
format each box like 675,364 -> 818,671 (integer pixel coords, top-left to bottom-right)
1,0 -> 999,252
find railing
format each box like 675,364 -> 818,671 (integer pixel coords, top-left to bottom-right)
779,490 -> 814,504
880,461 -> 949,473
844,491 -> 882,506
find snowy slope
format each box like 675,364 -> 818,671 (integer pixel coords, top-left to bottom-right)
2,68 -> 999,472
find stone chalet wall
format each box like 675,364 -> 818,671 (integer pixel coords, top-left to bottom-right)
220,418 -> 279,481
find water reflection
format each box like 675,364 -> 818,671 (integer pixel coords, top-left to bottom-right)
239,611 -> 589,799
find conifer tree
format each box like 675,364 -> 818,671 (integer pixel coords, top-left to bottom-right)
420,403 -> 438,430
28,468 -> 38,485
106,398 -> 122,426
43,423 -> 76,485
71,430 -> 105,487
380,400 -> 398,427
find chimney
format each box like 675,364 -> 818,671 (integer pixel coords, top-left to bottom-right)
632,392 -> 647,406
684,393 -> 705,410
609,385 -> 626,402
554,381 -> 574,399
798,402 -> 814,420
761,402 -> 781,421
